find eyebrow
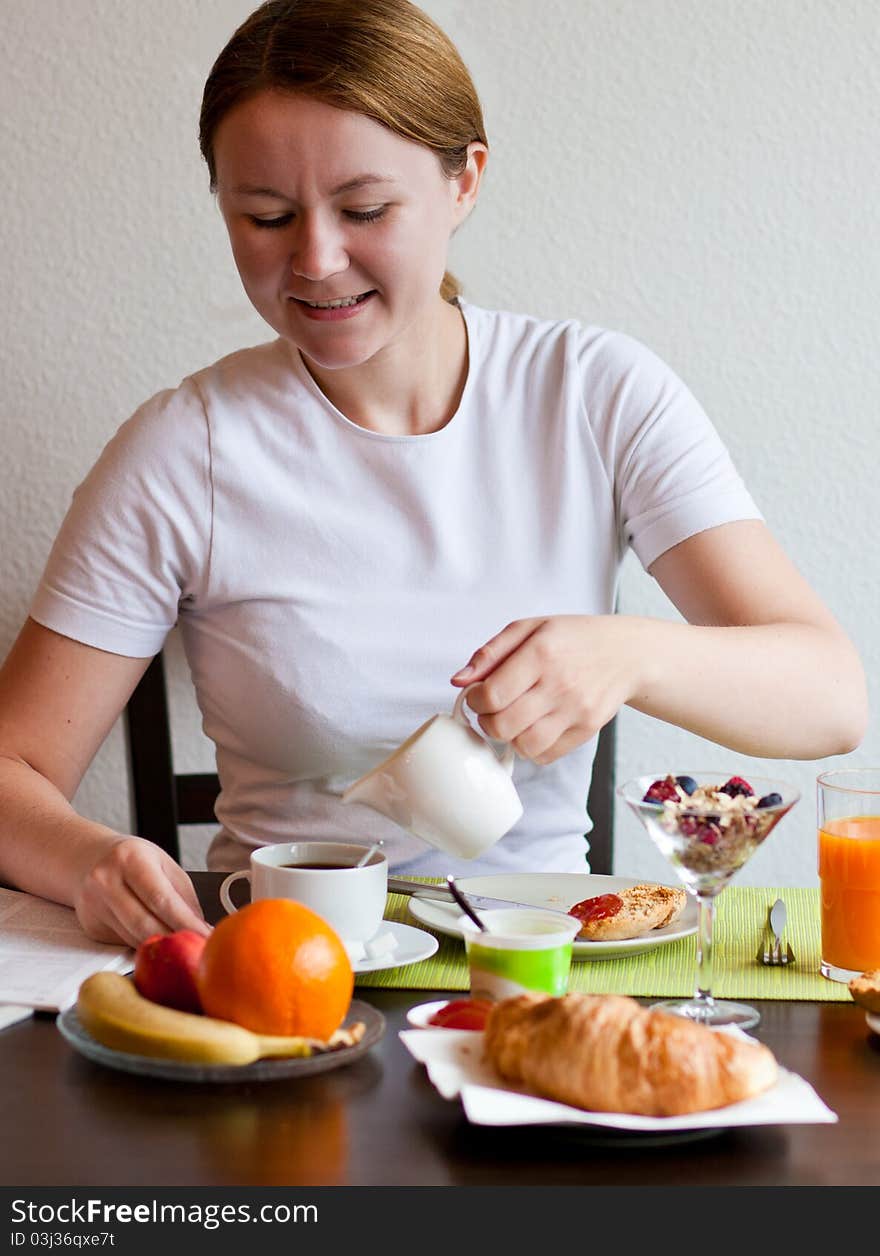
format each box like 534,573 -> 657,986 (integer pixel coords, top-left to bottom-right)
230,174 -> 398,198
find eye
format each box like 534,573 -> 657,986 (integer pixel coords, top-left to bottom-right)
344,206 -> 387,223
247,214 -> 294,229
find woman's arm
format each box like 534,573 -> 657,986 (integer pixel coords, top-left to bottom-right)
453,520 -> 867,763
0,618 -> 210,945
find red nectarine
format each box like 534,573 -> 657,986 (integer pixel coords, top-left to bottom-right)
133,929 -> 207,1013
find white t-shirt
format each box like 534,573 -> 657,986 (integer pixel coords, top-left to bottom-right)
30,302 -> 762,874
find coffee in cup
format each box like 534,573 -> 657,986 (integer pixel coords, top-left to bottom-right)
219,841 -> 388,945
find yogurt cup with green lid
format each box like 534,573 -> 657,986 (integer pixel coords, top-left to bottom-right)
458,908 -> 580,1001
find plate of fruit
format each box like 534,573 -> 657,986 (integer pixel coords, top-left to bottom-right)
56,900 -> 385,1083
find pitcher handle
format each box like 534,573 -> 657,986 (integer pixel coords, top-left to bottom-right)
219,870 -> 251,915
452,684 -> 515,775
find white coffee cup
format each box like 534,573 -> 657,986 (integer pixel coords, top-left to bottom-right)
341,686 -> 523,859
218,841 -> 388,944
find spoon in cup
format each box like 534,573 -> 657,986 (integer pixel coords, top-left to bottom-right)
355,840 -> 384,868
447,875 -> 489,932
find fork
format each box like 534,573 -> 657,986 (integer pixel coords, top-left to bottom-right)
756,898 -> 796,966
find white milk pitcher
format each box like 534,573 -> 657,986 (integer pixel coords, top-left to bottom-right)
341,686 -> 523,859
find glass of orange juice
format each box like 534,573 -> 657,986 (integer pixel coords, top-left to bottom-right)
817,769 -> 880,982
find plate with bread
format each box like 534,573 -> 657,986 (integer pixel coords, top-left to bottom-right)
400,991 -> 837,1134
847,968 -> 880,1036
406,873 -> 698,960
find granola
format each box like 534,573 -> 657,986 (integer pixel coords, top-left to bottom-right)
641,775 -> 785,888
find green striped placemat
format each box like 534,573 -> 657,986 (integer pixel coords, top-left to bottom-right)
356,885 -> 851,1001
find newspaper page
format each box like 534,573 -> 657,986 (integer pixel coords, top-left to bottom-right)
0,887 -> 133,1012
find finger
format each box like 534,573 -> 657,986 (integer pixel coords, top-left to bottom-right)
110,880 -> 204,948
465,640 -> 547,724
78,841 -> 210,946
126,863 -> 212,938
510,712 -> 570,763
75,901 -> 131,948
102,895 -> 159,950
76,884 -> 156,949
451,619 -> 543,684
88,850 -> 209,943
159,856 -> 211,932
527,720 -> 598,766
473,680 -> 551,743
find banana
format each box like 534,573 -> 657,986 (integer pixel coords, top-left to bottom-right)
76,972 -> 314,1066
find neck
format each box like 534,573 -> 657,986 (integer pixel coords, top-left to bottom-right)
300,298 -> 468,436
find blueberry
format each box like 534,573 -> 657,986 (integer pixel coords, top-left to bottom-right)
757,792 -> 783,809
675,775 -> 698,796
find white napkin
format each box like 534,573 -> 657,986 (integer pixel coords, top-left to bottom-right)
399,1026 -> 837,1132
0,1005 -> 33,1031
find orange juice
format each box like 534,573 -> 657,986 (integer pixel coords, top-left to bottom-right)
818,815 -> 880,973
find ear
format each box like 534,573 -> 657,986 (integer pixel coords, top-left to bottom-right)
451,142 -> 489,227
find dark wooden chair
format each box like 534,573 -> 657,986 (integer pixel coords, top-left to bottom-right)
124,652 -> 220,864
584,717 -> 615,874
124,651 -> 615,872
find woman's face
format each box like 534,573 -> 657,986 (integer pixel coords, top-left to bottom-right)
214,91 -> 484,371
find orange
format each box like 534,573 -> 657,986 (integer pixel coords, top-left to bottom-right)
197,899 -> 353,1040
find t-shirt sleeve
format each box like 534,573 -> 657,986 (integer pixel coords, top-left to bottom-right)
579,329 -> 763,570
29,378 -> 212,657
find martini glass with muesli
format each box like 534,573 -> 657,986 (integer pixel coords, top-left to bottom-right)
619,772 -> 799,1029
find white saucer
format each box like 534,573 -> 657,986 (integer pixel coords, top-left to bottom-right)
353,921 -> 438,974
866,1011 -> 880,1037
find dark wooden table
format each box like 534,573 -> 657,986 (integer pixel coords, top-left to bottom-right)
1,873 -> 878,1187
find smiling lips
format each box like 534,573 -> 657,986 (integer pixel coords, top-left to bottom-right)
291,290 -> 376,320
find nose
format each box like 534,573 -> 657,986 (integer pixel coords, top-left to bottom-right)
290,211 -> 348,281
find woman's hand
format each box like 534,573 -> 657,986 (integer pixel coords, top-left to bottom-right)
74,836 -> 211,948
452,523 -> 868,764
0,622 -> 213,949
451,615 -> 641,765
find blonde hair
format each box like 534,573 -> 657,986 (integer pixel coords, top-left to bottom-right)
199,0 -> 488,302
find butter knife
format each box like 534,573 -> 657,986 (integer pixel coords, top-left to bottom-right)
387,875 -> 575,920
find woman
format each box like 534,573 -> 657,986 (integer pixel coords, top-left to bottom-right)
0,0 -> 866,946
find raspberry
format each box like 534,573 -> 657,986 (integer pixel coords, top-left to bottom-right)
719,775 -> 754,798
697,821 -> 722,845
643,777 -> 680,804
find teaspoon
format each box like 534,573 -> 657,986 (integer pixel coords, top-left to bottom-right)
447,875 -> 488,932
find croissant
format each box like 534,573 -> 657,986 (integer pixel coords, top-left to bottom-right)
484,992 -> 778,1116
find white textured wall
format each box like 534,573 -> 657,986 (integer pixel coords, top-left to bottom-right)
2,1 -> 877,882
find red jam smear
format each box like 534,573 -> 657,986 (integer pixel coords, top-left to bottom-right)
569,893 -> 624,924
426,999 -> 493,1031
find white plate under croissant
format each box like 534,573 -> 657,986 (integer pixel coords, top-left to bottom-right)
400,992 -> 837,1133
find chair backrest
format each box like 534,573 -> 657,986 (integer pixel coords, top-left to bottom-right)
585,718 -> 615,875
124,651 -> 615,872
124,652 -> 219,861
